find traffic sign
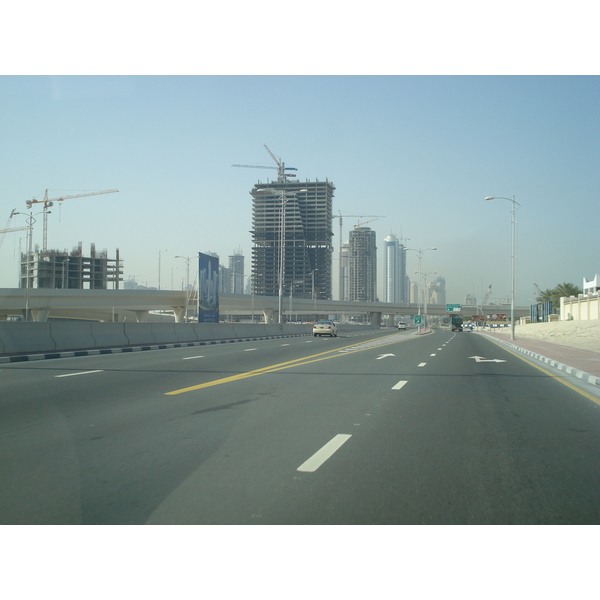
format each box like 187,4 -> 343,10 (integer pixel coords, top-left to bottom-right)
414,315 -> 422,324
447,304 -> 461,312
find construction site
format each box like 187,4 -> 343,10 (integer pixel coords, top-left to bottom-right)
1,188 -> 122,291
20,242 -> 122,290
236,145 -> 335,301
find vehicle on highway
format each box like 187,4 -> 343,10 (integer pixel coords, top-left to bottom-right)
313,320 -> 338,337
397,321 -> 407,330
451,315 -> 464,331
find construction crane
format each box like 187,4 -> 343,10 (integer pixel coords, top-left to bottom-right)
25,188 -> 119,251
354,218 -> 380,228
332,212 -> 384,299
0,209 -> 28,249
232,144 -> 297,183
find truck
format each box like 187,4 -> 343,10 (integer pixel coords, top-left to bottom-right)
451,315 -> 464,332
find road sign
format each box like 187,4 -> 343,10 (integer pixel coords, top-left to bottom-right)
447,304 -> 461,312
414,315 -> 422,324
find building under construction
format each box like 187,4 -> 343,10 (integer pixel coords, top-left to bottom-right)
348,227 -> 377,302
20,242 -> 123,290
250,180 -> 334,300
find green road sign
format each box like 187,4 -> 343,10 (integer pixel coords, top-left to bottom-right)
447,304 -> 461,312
414,315 -> 423,324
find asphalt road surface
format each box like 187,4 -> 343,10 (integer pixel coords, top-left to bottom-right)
2,328 -> 600,524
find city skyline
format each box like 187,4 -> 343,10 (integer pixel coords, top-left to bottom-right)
1,76 -> 598,306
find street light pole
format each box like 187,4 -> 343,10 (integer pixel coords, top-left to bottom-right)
404,247 -> 437,334
485,196 -> 520,340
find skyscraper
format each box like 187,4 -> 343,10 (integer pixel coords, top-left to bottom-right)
229,251 -> 244,294
348,227 -> 377,302
250,180 -> 334,300
382,234 -> 407,303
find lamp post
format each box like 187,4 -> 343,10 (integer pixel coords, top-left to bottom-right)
158,249 -> 169,290
13,210 -> 46,321
485,196 -> 520,340
311,268 -> 319,321
175,255 -> 194,322
416,270 -> 437,330
404,247 -> 437,333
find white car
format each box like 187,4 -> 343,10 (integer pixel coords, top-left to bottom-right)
313,320 -> 338,337
397,321 -> 407,330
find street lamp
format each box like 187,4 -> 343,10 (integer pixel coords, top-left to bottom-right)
416,270 -> 437,330
13,210 -> 46,321
256,187 -> 307,324
485,195 -> 520,340
311,268 -> 319,321
404,247 -> 437,333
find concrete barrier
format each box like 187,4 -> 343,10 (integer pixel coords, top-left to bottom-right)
0,323 -> 56,354
123,323 -> 157,346
89,323 -> 129,349
174,324 -> 203,343
150,323 -> 178,344
50,322 -> 96,351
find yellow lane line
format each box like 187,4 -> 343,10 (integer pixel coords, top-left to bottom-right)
165,333 -> 411,396
487,339 -> 600,406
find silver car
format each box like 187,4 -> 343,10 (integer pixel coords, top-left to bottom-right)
313,320 -> 338,337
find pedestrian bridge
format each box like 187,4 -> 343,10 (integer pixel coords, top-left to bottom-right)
0,288 -> 529,323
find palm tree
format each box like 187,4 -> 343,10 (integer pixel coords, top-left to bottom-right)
536,283 -> 582,313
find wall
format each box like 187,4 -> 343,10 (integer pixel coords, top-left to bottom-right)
0,322 -> 376,356
560,295 -> 600,321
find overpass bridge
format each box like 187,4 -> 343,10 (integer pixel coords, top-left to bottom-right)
0,288 -> 529,324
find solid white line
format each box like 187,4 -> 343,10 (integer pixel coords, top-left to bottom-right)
297,434 -> 352,472
55,370 -> 103,378
392,380 -> 408,390
418,362 -> 427,367
182,356 -> 204,360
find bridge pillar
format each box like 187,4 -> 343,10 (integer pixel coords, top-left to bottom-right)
172,306 -> 186,323
31,308 -> 50,322
368,312 -> 382,327
263,308 -> 276,324
134,310 -> 149,323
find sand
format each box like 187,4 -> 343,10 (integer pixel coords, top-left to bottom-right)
507,320 -> 600,353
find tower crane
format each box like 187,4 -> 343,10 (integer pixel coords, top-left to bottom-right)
232,144 -> 297,183
332,212 -> 384,299
0,209 -> 28,250
354,218 -> 380,228
25,188 -> 118,251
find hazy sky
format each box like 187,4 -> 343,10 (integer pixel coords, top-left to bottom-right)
1,8 -> 598,307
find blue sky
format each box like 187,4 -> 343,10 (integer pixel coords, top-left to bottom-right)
1,75 -> 598,305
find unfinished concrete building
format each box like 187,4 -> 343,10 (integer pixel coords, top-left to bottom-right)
250,180 -> 334,300
20,242 -> 123,290
348,227 -> 377,302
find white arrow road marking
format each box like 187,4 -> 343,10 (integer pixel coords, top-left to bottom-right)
392,380 -> 408,390
297,434 -> 352,472
377,354 -> 395,360
55,370 -> 103,378
470,356 -> 507,363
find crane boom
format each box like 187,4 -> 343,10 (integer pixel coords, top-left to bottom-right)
25,188 -> 119,250
232,146 -> 297,183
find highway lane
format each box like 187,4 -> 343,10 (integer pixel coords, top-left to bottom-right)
2,328 -> 600,524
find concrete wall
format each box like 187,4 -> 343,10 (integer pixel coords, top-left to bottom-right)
0,322 -> 377,356
561,295 -> 600,321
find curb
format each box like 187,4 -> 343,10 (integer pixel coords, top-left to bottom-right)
0,333 -> 310,364
480,333 -> 600,388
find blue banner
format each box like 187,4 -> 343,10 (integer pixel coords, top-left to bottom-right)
198,252 -> 219,323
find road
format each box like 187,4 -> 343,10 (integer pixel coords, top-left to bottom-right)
2,327 -> 600,524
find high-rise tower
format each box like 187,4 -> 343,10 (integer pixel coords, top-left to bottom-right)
348,227 -> 377,302
250,180 -> 334,300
